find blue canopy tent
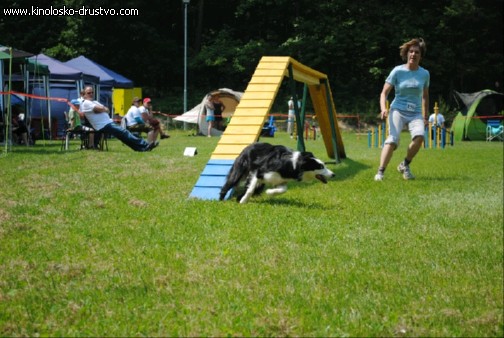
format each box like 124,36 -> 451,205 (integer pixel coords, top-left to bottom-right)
98,63 -> 136,116
95,63 -> 134,89
29,53 -> 99,139
65,56 -> 135,118
65,55 -> 116,111
90,60 -> 135,117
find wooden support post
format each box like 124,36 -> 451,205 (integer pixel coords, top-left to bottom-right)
321,79 -> 340,163
288,64 -> 306,153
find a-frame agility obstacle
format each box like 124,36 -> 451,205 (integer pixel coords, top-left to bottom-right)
190,56 -> 346,200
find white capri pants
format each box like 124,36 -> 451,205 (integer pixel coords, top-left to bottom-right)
385,109 -> 425,147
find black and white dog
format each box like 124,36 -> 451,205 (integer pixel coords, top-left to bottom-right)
219,143 -> 335,203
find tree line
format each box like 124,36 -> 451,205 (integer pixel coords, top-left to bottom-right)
1,0 -> 502,119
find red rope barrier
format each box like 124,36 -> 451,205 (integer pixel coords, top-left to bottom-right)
1,90 -> 78,111
2,93 -> 364,123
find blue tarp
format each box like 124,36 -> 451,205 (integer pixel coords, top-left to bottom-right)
11,93 -> 24,105
30,82 -> 77,138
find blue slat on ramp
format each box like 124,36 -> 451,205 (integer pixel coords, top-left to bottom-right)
189,159 -> 235,200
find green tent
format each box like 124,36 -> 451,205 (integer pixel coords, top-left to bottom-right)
0,48 -> 14,154
452,90 -> 504,141
0,50 -> 11,60
1,46 -> 49,154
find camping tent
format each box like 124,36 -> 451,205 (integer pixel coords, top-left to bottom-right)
174,88 -> 243,136
452,90 -> 504,141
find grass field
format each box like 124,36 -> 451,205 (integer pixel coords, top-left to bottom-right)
0,129 -> 502,337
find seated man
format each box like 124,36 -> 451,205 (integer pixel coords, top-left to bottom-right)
125,97 -> 158,144
68,99 -> 94,148
139,98 -> 170,139
80,87 -> 158,152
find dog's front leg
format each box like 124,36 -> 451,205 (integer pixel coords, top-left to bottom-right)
266,185 -> 288,195
239,174 -> 259,204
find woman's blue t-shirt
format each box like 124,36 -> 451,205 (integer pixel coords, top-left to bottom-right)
386,65 -> 430,114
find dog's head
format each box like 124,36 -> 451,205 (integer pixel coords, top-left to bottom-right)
299,152 -> 335,183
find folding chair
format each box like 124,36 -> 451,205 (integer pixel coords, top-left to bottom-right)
486,119 -> 503,142
120,116 -> 128,129
61,128 -> 92,150
260,115 -> 277,137
121,116 -> 145,138
95,131 -> 108,151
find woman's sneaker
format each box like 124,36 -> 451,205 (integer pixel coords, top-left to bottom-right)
374,172 -> 384,181
397,162 -> 415,180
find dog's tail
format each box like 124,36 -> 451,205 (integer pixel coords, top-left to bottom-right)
219,153 -> 249,201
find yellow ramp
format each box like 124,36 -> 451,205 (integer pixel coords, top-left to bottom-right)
211,57 -> 289,160
211,56 -> 345,160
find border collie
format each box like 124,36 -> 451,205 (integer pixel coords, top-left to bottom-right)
219,143 -> 335,203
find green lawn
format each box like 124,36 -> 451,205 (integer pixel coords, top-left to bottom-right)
1,130 -> 502,337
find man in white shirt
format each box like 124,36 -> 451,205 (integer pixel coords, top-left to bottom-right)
428,112 -> 445,128
125,97 -> 143,126
124,97 -> 157,143
80,87 -> 158,151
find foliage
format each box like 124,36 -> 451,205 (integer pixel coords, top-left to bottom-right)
0,131 -> 502,336
0,0 -> 502,116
